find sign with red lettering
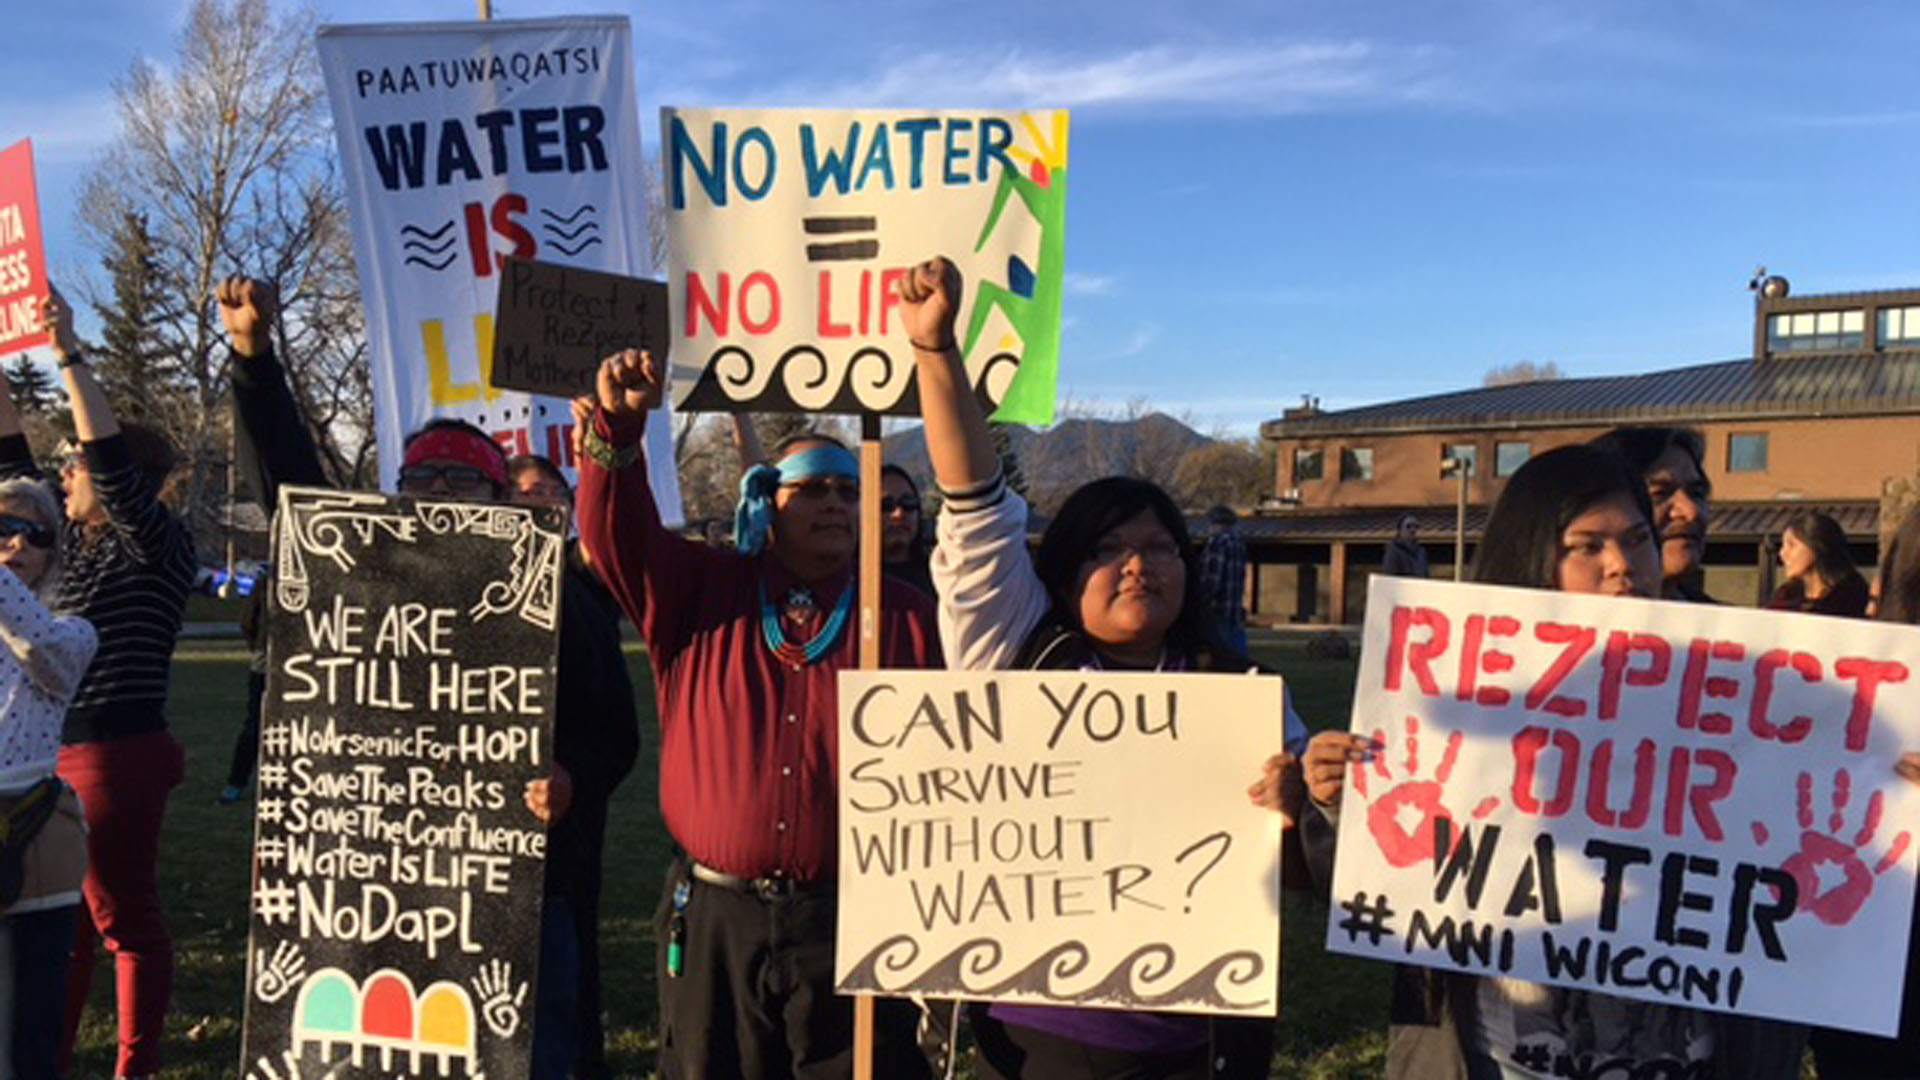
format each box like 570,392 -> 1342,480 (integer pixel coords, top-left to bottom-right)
662,108 -> 1068,423
0,139 -> 49,358
1327,577 -> 1920,1038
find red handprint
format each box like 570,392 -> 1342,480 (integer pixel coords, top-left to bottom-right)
1775,768 -> 1912,926
1353,716 -> 1500,868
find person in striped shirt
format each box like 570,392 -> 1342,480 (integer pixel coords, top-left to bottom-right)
1,288 -> 197,1080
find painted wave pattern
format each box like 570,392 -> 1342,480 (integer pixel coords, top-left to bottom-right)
400,220 -> 457,271
841,936 -> 1271,1011
540,204 -> 601,257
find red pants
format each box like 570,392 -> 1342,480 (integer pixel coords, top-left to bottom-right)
57,732 -> 184,1078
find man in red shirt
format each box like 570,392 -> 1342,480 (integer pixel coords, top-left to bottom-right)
575,348 -> 939,1079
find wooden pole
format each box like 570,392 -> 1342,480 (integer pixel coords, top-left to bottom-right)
476,0 -> 491,19
853,412 -> 882,1079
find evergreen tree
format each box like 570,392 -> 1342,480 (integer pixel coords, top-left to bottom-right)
90,209 -> 181,422
4,355 -> 57,414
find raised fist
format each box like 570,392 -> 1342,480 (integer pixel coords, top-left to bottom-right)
217,277 -> 278,358
896,256 -> 963,351
596,348 -> 664,418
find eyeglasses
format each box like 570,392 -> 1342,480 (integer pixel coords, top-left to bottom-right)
398,463 -> 496,495
782,478 -> 859,504
882,495 -> 921,515
0,514 -> 55,549
1089,537 -> 1184,567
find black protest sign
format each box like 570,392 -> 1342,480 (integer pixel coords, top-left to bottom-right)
240,486 -> 566,1080
490,257 -> 670,398
834,669 -> 1284,1016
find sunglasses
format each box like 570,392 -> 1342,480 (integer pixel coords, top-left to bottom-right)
398,463 -> 496,494
782,478 -> 860,504
881,495 -> 921,515
0,514 -> 55,549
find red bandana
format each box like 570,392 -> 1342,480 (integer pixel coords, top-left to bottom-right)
403,428 -> 510,489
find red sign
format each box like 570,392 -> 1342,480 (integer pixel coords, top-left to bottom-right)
0,139 -> 48,358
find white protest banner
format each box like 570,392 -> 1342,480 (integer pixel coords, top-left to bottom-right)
836,669 -> 1283,1016
1327,576 -> 1920,1035
318,19 -> 682,519
662,108 -> 1067,424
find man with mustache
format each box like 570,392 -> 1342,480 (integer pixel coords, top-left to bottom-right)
575,348 -> 939,1080
1591,427 -> 1714,601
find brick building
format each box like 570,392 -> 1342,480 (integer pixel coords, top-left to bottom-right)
1250,279 -> 1920,624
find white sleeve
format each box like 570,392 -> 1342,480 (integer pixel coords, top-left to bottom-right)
0,568 -> 98,702
930,475 -> 1051,672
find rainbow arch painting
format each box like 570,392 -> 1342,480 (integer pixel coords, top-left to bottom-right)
292,967 -> 477,1073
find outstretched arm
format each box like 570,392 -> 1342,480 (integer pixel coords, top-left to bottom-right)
899,257 -> 997,491
220,277 -> 329,500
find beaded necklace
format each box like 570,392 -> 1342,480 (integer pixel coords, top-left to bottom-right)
759,578 -> 854,668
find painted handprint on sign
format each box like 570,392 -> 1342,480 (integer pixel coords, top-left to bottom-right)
1770,768 -> 1913,926
253,941 -> 307,1005
471,958 -> 528,1039
1353,716 -> 1501,867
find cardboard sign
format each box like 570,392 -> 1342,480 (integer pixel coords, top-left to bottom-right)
835,669 -> 1283,1016
489,258 -> 668,398
240,486 -> 566,1080
317,19 -> 683,522
1327,576 -> 1920,1037
0,139 -> 49,358
662,108 -> 1068,423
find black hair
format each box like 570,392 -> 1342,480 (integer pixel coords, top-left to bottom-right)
506,453 -> 570,496
771,430 -> 850,459
1033,476 -> 1243,665
1879,505 -> 1920,625
1782,510 -> 1861,590
1471,444 -> 1655,590
1207,504 -> 1238,528
1591,426 -> 1708,491
118,421 -> 179,495
880,463 -> 920,498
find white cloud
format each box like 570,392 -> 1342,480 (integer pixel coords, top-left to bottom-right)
739,40 -> 1462,114
1113,324 -> 1159,358
1064,272 -> 1115,297
7,91 -> 120,165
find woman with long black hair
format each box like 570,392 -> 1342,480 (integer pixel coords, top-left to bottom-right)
1768,510 -> 1870,618
1302,443 -> 1806,1079
899,256 -> 1328,1080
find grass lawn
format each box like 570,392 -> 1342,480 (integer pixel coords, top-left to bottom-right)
70,632 -> 1390,1079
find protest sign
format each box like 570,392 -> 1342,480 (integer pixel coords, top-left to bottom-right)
240,486 -> 564,1080
489,258 -> 668,398
1327,576 -> 1920,1036
318,19 -> 682,521
835,669 -> 1283,1016
662,107 -> 1068,423
0,139 -> 49,358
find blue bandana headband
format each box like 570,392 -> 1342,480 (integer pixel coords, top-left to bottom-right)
733,445 -> 861,555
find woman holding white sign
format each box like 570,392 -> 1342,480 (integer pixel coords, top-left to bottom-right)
1302,444 -> 1807,1080
901,256 -> 1324,1080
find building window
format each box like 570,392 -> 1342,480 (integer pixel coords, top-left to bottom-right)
1880,306 -> 1920,347
1341,447 -> 1374,481
1495,441 -> 1532,477
1768,309 -> 1864,353
1728,432 -> 1769,473
1441,442 -> 1477,477
1292,448 -> 1323,483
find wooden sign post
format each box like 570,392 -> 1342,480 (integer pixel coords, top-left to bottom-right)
853,412 -> 883,1080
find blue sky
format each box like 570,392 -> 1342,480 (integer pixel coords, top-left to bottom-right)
8,0 -> 1920,433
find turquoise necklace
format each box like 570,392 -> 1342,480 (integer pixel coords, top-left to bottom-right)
759,578 -> 854,667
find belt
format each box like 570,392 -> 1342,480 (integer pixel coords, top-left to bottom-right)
689,861 -> 829,902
